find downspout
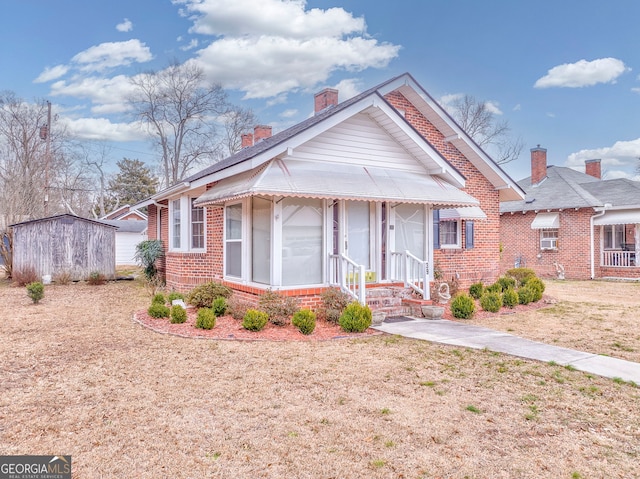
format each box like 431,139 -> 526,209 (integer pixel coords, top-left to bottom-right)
590,205 -> 610,279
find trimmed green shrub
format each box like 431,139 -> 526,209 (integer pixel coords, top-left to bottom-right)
506,267 -> 537,287
258,289 -> 299,326
195,308 -> 216,330
486,282 -> 502,294
339,302 -> 372,333
320,287 -> 353,324
148,302 -> 170,318
526,277 -> 545,302
26,281 -> 44,304
497,276 -> 517,292
170,305 -> 187,324
469,282 -> 484,300
450,293 -> 475,319
242,309 -> 269,332
227,296 -> 253,321
518,286 -> 534,305
212,297 -> 228,317
292,309 -> 316,335
187,282 -> 233,308
502,288 -> 519,308
152,293 -> 166,305
167,291 -> 185,303
480,291 -> 503,313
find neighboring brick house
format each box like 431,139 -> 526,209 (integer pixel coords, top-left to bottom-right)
137,73 -> 524,310
500,146 -> 640,280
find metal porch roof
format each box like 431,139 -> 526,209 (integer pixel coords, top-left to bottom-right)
194,159 -> 480,207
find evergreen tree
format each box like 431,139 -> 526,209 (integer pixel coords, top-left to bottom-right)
105,158 -> 158,213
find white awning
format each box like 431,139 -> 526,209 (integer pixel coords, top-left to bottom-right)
531,212 -> 559,229
593,210 -> 640,226
439,206 -> 487,221
195,159 -> 481,207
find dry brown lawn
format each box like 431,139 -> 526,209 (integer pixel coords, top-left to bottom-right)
1,277 -> 639,479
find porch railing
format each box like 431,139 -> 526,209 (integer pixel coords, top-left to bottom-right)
328,254 -> 366,304
390,250 -> 430,300
601,250 -> 636,267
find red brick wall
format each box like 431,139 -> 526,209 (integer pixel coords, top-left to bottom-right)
165,205 -> 224,292
385,91 -> 502,288
499,209 -> 598,280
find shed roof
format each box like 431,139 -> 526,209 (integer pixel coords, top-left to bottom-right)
11,214 -> 118,229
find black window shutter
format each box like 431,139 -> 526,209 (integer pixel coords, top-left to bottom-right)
433,209 -> 440,249
465,221 -> 474,249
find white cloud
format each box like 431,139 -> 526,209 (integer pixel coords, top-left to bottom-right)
60,116 -> 148,142
179,0 -> 366,39
632,87 -> 640,94
534,58 -> 630,88
180,38 -> 199,51
176,0 -> 399,99
513,104 -> 521,111
331,78 -> 362,101
116,18 -> 133,32
50,75 -> 136,114
566,138 -> 640,171
485,101 -> 502,115
34,65 -> 69,83
279,109 -> 298,119
71,39 -> 153,72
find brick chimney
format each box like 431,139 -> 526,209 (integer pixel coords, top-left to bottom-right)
530,145 -> 547,185
585,159 -> 601,179
253,125 -> 272,143
314,88 -> 339,114
241,133 -> 253,148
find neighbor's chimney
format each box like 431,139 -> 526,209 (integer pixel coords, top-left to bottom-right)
253,125 -> 272,143
530,145 -> 548,185
314,88 -> 339,114
241,133 -> 253,148
585,159 -> 602,179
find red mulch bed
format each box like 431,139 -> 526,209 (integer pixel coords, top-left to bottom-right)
133,308 -> 382,341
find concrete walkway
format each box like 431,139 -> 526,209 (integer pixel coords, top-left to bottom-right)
372,318 -> 640,384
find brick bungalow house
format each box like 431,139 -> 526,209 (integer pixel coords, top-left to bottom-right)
136,73 -> 524,311
500,146 -> 640,280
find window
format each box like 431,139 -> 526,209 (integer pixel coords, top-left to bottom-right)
225,203 -> 242,277
603,225 -> 624,249
540,229 -> 558,250
252,197 -> 271,284
282,198 -> 323,285
190,199 -> 205,249
439,220 -> 460,248
171,199 -> 181,249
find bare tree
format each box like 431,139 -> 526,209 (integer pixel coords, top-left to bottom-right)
0,92 -> 50,223
221,106 -> 258,156
449,94 -> 523,165
129,61 -> 229,187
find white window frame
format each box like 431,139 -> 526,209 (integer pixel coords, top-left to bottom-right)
190,198 -> 206,251
224,201 -> 244,279
170,199 -> 181,250
439,220 -> 461,249
603,224 -> 625,250
170,196 -> 207,252
540,228 -> 558,250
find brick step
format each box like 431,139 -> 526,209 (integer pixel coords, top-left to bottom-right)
373,305 -> 413,318
366,295 -> 403,310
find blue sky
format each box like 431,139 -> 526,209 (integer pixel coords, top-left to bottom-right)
2,0 -> 640,182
